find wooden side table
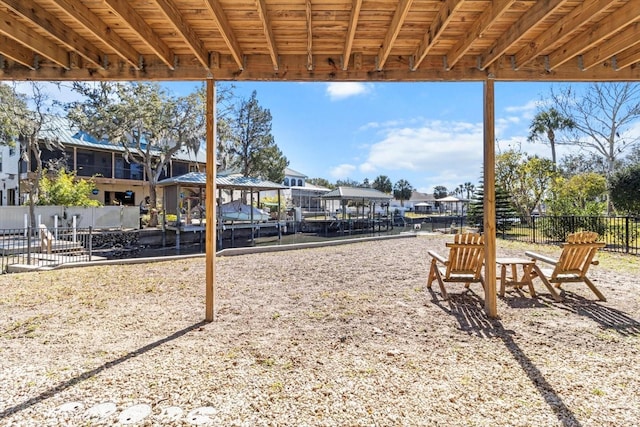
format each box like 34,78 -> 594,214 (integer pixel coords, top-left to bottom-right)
496,258 -> 536,297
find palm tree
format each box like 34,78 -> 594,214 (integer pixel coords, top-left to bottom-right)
527,107 -> 575,170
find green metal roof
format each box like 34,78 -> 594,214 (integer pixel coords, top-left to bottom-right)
157,172 -> 285,191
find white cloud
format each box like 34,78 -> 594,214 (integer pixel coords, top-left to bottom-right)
357,119 -> 485,193
329,163 -> 357,179
326,82 -> 371,100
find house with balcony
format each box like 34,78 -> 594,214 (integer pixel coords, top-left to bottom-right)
0,143 -> 20,206
18,115 -> 206,207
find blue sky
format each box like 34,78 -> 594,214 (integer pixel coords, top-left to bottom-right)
15,80 -> 581,195
165,80 -> 574,194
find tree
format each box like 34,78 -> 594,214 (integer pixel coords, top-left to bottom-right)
393,179 -> 413,207
67,82 -> 205,217
558,152 -> 609,178
527,107 -> 575,169
372,175 -> 392,194
433,186 -> 448,199
467,184 -> 518,233
496,149 -> 556,218
463,182 -> 475,199
0,82 -> 63,227
335,178 -> 361,187
550,83 -> 640,212
39,169 -> 101,207
225,90 -> 288,181
609,164 -> 640,214
546,172 -> 607,216
307,177 -> 335,189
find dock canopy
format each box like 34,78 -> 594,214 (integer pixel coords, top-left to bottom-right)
157,172 -> 285,192
321,187 -> 392,204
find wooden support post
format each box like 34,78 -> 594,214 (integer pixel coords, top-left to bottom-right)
205,79 -> 217,322
483,79 -> 497,318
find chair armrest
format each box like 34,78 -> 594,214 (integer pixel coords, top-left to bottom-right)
525,251 -> 558,266
428,250 -> 448,265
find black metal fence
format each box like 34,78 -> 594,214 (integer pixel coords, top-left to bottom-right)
0,227 -> 94,274
501,215 -> 640,255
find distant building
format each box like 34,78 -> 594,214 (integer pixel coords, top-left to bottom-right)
0,143 -> 19,206
282,167 -> 307,187
17,116 -> 206,206
391,190 -> 436,213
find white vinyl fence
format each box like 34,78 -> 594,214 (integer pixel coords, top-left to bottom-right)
0,206 -> 140,230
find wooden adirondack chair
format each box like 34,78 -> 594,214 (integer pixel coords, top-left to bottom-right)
427,233 -> 485,300
525,231 -> 607,301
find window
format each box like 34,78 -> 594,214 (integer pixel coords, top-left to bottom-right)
283,178 -> 289,186
9,147 -> 15,156
0,153 -> 3,172
297,179 -> 303,186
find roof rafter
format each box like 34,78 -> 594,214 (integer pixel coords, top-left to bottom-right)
306,0 -> 313,71
103,0 -> 175,70
614,44 -> 640,71
511,0 -> 612,70
342,0 -> 362,70
377,0 -> 414,71
479,0 -> 569,71
256,0 -> 278,71
0,0 -> 102,69
547,0 -> 639,70
0,9 -> 70,69
203,0 -> 244,70
411,0 -> 464,71
0,35 -> 36,70
581,22 -> 640,71
51,0 -> 140,69
446,0 -> 515,70
154,0 -> 209,69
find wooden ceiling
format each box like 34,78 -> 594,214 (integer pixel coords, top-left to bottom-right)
1,0 -> 639,82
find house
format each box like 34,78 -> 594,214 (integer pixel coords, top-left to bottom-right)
390,190 -> 436,213
0,142 -> 19,206
282,167 -> 307,187
18,116 -> 206,207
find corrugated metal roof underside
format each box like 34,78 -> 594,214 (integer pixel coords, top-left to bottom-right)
321,186 -> 392,202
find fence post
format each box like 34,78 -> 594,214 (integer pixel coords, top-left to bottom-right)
27,226 -> 32,265
89,226 -> 93,261
625,216 -> 630,254
532,216 -> 536,244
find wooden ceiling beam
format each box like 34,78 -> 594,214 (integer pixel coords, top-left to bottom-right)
512,0 -> 612,70
411,0 -> 464,71
446,0 -> 515,70
103,0 -> 175,70
203,0 -> 244,70
0,9 -> 70,69
256,0 -> 278,71
614,44 -> 640,71
479,0 -> 569,71
342,0 -> 362,70
154,0 -> 209,69
306,0 -> 313,71
547,1 -> 639,70
0,35 -> 36,70
0,0 -> 102,69
377,0 -> 414,71
2,53 -> 639,82
51,0 -> 140,69
581,22 -> 640,71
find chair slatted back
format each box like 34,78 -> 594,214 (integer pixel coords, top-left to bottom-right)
445,233 -> 485,278
553,231 -> 605,279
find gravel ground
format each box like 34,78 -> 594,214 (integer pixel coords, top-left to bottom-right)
1,234 -> 639,426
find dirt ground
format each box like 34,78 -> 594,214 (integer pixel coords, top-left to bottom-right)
1,234 -> 639,426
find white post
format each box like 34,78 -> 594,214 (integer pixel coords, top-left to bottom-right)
38,214 -> 42,227
72,216 -> 77,243
24,214 -> 28,236
54,215 -> 59,240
